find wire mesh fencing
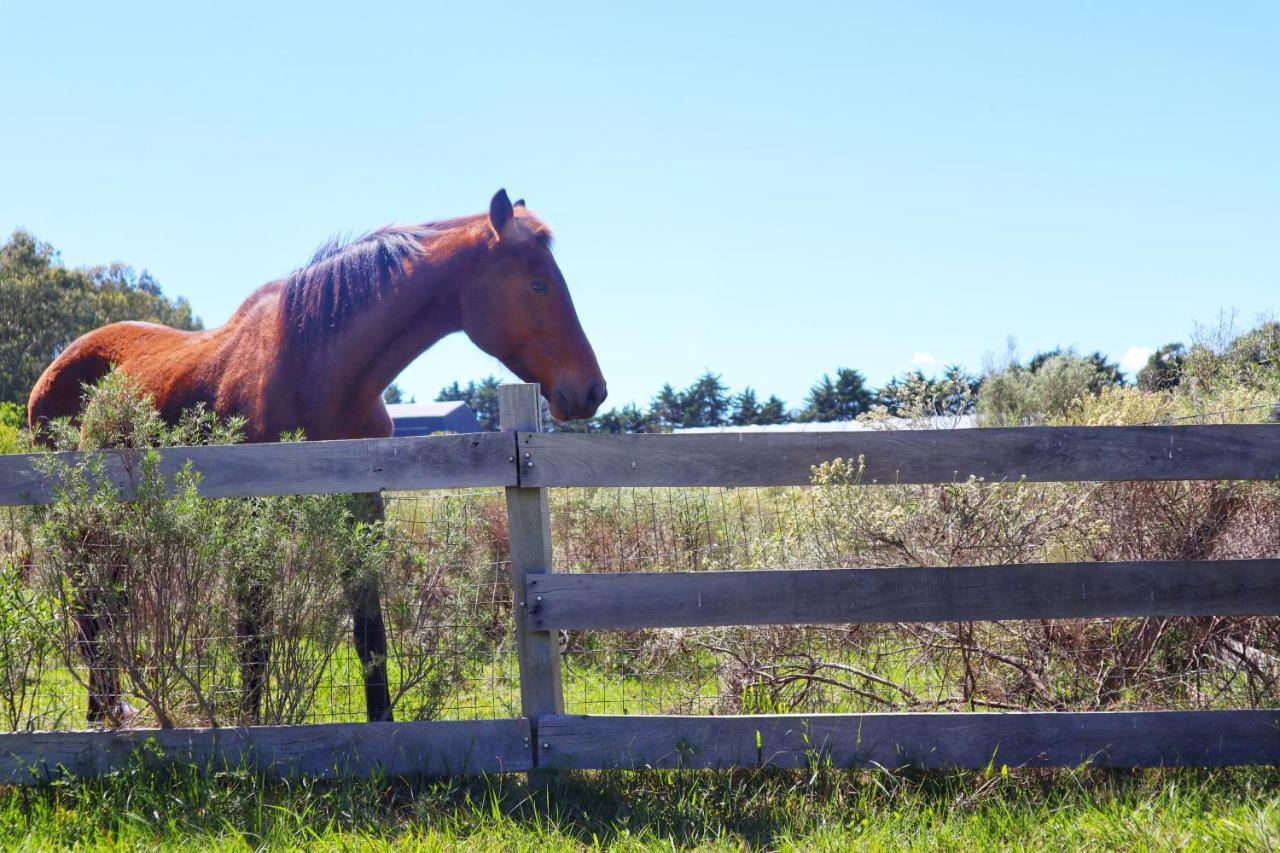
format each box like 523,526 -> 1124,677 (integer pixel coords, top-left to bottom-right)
0,489 -> 520,732
548,477 -> 1280,718
5,402 -> 1280,733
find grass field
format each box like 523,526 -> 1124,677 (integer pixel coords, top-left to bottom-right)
2,759 -> 1279,850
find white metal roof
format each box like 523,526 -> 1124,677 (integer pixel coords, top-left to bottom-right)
385,401 -> 472,419
677,415 -> 977,433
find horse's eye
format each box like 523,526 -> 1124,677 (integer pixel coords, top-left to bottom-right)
530,278 -> 549,293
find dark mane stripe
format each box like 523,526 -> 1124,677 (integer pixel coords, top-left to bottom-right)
281,223 -> 435,343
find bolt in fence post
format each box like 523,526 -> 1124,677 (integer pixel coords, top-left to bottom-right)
499,383 -> 564,770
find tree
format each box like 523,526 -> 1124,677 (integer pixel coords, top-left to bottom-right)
383,382 -> 414,404
729,387 -> 791,426
648,383 -> 684,431
758,395 -> 790,425
680,371 -> 730,428
0,230 -> 201,406
1137,343 -> 1186,392
798,368 -> 872,422
435,376 -> 501,431
730,387 -> 761,426
592,403 -> 653,434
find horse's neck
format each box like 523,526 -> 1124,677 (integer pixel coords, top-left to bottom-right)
296,232 -> 479,426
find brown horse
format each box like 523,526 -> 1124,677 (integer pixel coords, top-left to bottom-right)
28,189 -> 607,724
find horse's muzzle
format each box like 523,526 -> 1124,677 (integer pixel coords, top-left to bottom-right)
552,381 -> 607,421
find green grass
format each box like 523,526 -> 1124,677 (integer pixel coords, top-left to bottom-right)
2,757 -> 1279,850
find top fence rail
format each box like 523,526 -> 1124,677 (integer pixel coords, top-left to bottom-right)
1,424 -> 1278,506
517,425 -> 1280,487
0,432 -> 517,506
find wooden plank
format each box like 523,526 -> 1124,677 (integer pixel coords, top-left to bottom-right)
0,432 -> 516,506
0,718 -> 532,783
538,711 -> 1280,770
528,560 -> 1280,631
500,384 -> 565,743
516,425 -> 1280,487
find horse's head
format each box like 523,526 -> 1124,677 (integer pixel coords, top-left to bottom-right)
460,190 -> 607,421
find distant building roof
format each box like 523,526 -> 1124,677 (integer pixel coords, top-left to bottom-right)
677,415 -> 977,434
387,401 -> 481,436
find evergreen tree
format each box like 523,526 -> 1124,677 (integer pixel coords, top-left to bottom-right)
593,403 -> 653,433
648,383 -> 684,430
681,371 -> 730,427
798,375 -> 838,422
798,368 -> 871,422
730,387 -> 762,426
833,367 -> 873,418
758,395 -> 790,424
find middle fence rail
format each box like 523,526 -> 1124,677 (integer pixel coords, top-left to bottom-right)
0,383 -> 1278,778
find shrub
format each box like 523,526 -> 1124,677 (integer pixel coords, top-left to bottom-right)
0,401 -> 22,455
29,371 -> 479,726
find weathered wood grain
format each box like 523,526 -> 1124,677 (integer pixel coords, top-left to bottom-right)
516,425 -> 1280,487
500,384 -> 565,741
538,711 -> 1280,770
527,560 -> 1280,631
0,432 -> 516,506
0,718 -> 532,783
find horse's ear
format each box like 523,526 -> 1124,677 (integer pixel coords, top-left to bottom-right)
489,189 -> 514,239
513,198 -> 526,208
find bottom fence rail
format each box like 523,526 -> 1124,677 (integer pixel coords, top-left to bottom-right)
536,710 -> 1280,771
0,718 -> 532,783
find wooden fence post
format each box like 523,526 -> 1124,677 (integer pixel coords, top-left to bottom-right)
499,383 -> 563,766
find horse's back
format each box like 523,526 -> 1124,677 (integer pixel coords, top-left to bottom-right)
27,321 -> 205,430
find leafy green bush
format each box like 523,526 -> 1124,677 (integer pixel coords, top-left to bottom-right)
0,401 -> 22,455
0,559 -> 58,730
977,346 -> 1122,426
30,370 -> 482,727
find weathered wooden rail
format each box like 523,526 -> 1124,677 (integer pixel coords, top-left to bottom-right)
1,384 -> 1278,780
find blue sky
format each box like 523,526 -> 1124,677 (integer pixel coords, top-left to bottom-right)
2,2 -> 1277,410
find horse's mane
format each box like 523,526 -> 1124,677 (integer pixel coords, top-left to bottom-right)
279,221 -> 444,345
279,212 -> 553,345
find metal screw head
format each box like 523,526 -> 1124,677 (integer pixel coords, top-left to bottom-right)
508,455 -> 516,462
542,742 -> 550,749
524,452 -> 531,458
536,595 -> 543,602
527,461 -> 535,468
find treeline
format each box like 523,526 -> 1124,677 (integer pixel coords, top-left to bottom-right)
0,231 -> 201,406
433,365 -> 985,434
431,342 -> 1239,433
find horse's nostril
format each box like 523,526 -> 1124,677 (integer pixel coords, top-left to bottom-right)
586,382 -> 607,409
555,389 -> 571,415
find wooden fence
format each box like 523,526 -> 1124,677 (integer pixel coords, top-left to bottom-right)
1,383 -> 1278,780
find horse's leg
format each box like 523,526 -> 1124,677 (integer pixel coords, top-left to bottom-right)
235,604 -> 269,725
349,492 -> 393,722
74,593 -> 124,725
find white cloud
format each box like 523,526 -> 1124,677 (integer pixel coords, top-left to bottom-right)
1119,346 -> 1154,376
909,352 -> 938,369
